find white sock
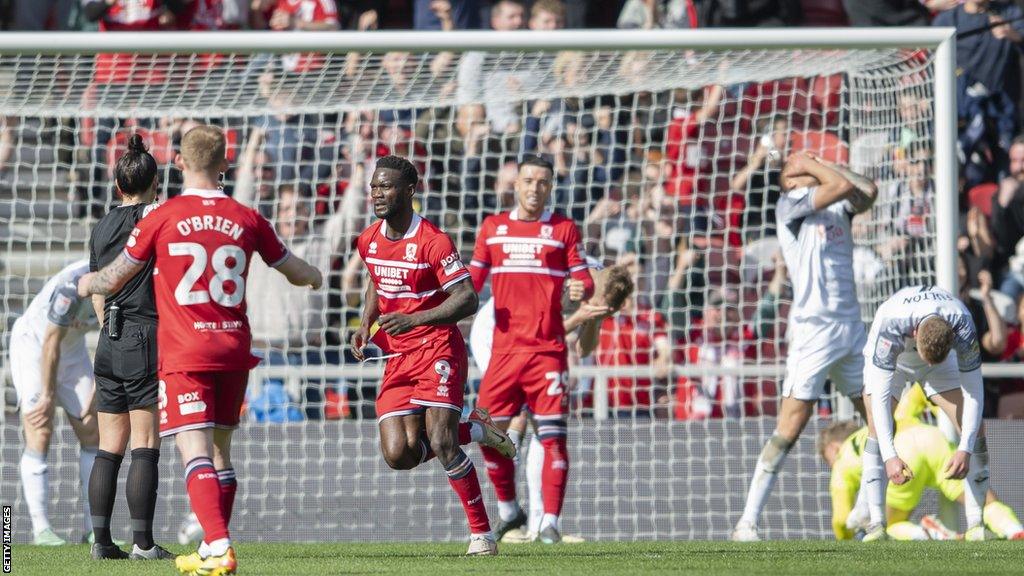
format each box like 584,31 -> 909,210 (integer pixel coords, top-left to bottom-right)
471,531 -> 495,541
965,440 -> 990,530
540,513 -> 560,532
507,429 -> 523,467
20,449 -> 50,534
846,485 -> 870,532
79,447 -> 97,533
497,499 -> 520,522
526,434 -> 544,534
469,422 -> 485,443
206,537 -> 231,557
862,437 -> 886,526
738,435 -> 792,527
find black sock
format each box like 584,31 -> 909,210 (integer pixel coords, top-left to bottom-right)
126,448 -> 160,549
88,450 -> 123,546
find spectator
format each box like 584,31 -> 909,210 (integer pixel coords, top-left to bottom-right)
731,116 -> 789,238
960,206 -> 996,287
617,0 -> 697,29
962,266 -> 1010,362
993,139 -> 1024,296
892,145 -> 933,240
414,0 -> 480,29
454,0 -> 525,142
529,0 -> 565,29
935,1 -> 1024,176
843,0 -> 959,27
664,84 -> 725,206
698,0 -> 802,27
595,292 -> 672,417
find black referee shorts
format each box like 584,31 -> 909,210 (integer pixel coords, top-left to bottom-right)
93,321 -> 158,414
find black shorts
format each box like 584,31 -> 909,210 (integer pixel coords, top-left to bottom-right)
94,321 -> 158,414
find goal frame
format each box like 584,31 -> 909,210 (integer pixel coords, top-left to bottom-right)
0,27 -> 961,420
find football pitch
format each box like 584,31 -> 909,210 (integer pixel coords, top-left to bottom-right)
7,541 -> 1022,575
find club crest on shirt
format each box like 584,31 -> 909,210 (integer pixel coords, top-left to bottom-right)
496,224 -> 508,236
368,241 -> 378,255
540,225 -> 554,240
404,243 -> 418,262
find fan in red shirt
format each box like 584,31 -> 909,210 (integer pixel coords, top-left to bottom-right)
468,155 -> 594,544
596,300 -> 672,414
269,0 -> 340,73
79,125 -> 322,576
351,155 -> 513,557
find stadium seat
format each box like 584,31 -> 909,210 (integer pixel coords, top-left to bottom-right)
969,182 -> 998,217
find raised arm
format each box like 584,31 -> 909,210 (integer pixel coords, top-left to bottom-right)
810,155 -> 878,214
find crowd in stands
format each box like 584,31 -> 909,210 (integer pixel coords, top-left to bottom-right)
3,0 -> 1024,422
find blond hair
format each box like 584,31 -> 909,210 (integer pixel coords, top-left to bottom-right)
817,421 -> 860,462
180,124 -> 226,173
917,315 -> 954,365
532,0 -> 566,19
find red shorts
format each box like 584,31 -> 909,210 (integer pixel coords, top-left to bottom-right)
477,351 -> 568,419
158,370 -> 248,437
376,339 -> 467,423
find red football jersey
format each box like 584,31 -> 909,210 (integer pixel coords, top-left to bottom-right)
356,214 -> 470,354
124,188 -> 289,372
469,209 -> 593,354
93,0 -> 166,84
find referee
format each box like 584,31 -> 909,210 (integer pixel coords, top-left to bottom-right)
87,134 -> 174,560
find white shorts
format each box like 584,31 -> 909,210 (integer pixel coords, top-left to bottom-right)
782,319 -> 866,400
863,350 -> 961,401
9,329 -> 94,419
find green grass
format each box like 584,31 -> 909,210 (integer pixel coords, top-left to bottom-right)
8,541 -> 1023,575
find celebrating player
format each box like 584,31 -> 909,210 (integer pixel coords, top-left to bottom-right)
10,260 -> 99,546
819,385 -> 1024,541
732,151 -> 878,541
86,134 -> 174,560
861,285 -> 991,541
351,155 -> 512,556
79,124 -> 322,576
470,262 -> 634,542
469,155 -> 595,544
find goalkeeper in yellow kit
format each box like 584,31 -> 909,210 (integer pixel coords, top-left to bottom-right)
819,384 -> 1024,541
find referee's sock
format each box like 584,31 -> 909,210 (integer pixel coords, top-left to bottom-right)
127,448 -> 160,549
88,450 -> 124,547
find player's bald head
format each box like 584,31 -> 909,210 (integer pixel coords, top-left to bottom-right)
916,315 -> 954,365
179,124 -> 227,174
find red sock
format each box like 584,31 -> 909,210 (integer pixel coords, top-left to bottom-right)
217,469 -> 237,525
480,445 -> 517,502
540,435 -> 569,516
185,458 -> 228,542
445,450 -> 490,534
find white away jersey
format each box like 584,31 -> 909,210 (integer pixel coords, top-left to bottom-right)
866,286 -> 980,373
776,185 -> 860,323
11,260 -> 96,354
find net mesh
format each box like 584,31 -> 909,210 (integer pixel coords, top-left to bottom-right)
0,42 -> 939,542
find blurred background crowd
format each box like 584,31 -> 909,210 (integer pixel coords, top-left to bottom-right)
2,0 -> 1024,423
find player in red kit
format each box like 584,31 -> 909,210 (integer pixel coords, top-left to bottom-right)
351,155 -> 513,556
469,155 -> 594,544
79,125 -> 321,576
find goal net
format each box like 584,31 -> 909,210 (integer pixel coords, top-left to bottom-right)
0,30 -> 960,542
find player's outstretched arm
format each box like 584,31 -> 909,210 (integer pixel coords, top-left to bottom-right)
275,254 -> 323,289
791,152 -> 877,213
378,277 -> 478,336
78,253 -> 145,298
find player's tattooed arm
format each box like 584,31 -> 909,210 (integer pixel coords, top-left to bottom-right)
811,155 -> 878,214
379,277 -> 478,336
79,253 -> 145,297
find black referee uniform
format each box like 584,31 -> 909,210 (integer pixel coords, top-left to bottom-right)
89,203 -> 159,412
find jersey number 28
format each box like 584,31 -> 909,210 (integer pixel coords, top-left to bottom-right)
169,242 -> 247,307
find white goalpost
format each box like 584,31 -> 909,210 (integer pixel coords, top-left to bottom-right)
6,27 -> 1018,545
